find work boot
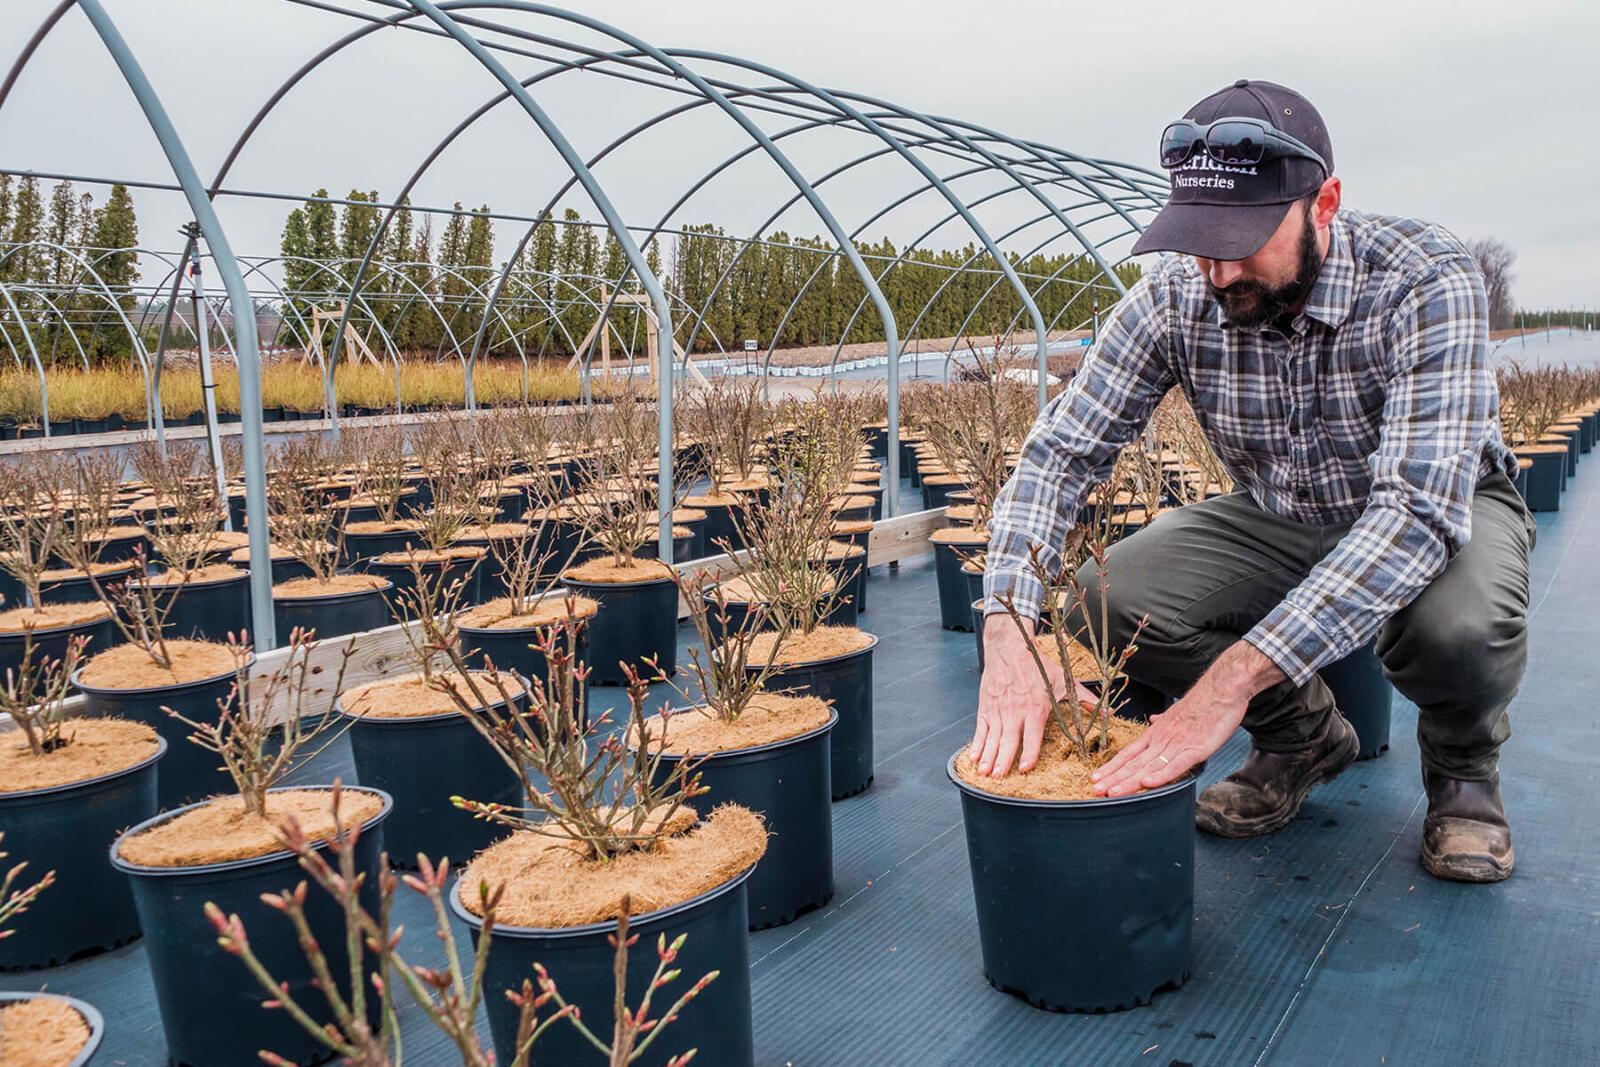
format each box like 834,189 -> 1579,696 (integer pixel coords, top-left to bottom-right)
1195,713 -> 1359,838
1420,769 -> 1514,883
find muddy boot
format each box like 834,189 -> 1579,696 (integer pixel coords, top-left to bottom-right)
1420,769 -> 1513,883
1195,713 -> 1359,838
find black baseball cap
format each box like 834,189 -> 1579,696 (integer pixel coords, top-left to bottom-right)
1131,79 -> 1333,261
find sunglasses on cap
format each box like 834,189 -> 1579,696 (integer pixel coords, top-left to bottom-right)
1160,117 -> 1329,173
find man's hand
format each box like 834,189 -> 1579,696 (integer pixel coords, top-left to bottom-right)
1091,640 -> 1286,796
970,614 -> 1097,778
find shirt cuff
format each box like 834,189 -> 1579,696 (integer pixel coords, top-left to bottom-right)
1244,599 -> 1343,689
981,564 -> 1045,623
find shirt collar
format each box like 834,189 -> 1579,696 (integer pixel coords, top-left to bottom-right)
1299,212 -> 1356,330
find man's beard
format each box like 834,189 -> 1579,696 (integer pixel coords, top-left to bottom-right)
1208,206 -> 1324,329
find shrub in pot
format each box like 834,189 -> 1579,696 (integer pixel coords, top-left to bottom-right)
0,458 -> 118,679
679,378 -> 771,553
266,459 -> 391,646
337,562 -> 524,870
109,632 -> 392,1067
952,538 -> 1196,1012
117,444 -> 250,643
341,426 -> 426,563
445,640 -> 766,1067
715,395 -> 878,799
0,635 -> 164,970
903,347 -> 1032,630
69,545 -> 252,809
645,569 -> 835,928
456,504 -> 598,695
206,813 -> 720,1067
558,393 -> 682,686
367,463 -> 486,615
0,837 -> 106,1064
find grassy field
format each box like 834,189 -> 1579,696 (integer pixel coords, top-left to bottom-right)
0,359 -> 590,425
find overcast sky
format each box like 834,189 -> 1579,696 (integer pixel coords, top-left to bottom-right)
0,0 -> 1594,308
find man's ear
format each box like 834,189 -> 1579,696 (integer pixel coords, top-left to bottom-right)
1311,177 -> 1341,229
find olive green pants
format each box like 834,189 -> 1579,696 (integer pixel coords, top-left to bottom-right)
1078,471 -> 1535,780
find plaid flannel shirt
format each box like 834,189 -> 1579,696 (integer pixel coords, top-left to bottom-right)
984,208 -> 1518,688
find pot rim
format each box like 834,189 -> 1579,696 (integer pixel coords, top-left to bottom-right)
109,784 -> 393,876
370,547 -> 487,566
0,733 -> 168,803
945,751 -> 1200,809
643,705 -> 838,762
334,677 -> 523,726
735,629 -> 880,671
0,609 -> 116,641
271,577 -> 394,603
38,563 -> 138,586
447,856 -> 755,940
0,991 -> 105,1066
133,567 -> 252,592
560,568 -> 676,591
456,608 -> 599,634
71,649 -> 256,697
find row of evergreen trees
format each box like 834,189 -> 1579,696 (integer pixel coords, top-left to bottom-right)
0,175 -> 141,362
274,190 -> 1137,360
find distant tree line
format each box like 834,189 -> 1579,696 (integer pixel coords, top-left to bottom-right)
0,175 -> 141,363
274,190 -> 1138,361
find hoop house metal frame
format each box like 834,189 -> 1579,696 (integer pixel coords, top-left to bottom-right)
0,0 -> 1162,650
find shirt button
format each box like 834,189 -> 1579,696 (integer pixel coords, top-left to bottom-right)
1296,487 -> 1310,501
1289,424 -> 1301,436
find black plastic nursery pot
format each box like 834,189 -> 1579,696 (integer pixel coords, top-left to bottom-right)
811,548 -> 867,618
73,655 -> 252,810
651,711 -> 836,929
746,634 -> 878,800
451,535 -> 514,601
694,499 -> 741,554
228,546 -> 315,585
1319,640 -> 1393,760
273,579 -> 393,648
0,992 -> 104,1065
1518,449 -> 1564,512
367,550 -> 484,619
963,561 -> 985,605
339,689 -> 523,869
451,864 -> 756,1067
531,516 -> 589,575
702,587 -> 855,647
949,758 -> 1198,1012
0,611 -> 116,683
560,570 -> 676,686
0,738 -> 165,970
678,513 -> 709,559
458,616 -> 590,706
339,493 -> 416,528
342,525 -> 421,566
110,787 -> 391,1067
932,534 -> 988,631
636,529 -> 697,565
830,524 -> 872,611
138,569 -> 252,643
38,565 -> 135,606
922,476 -> 968,511
74,527 -> 147,566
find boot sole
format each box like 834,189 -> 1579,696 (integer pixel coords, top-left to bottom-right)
1421,845 -> 1514,883
1195,722 -> 1360,839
